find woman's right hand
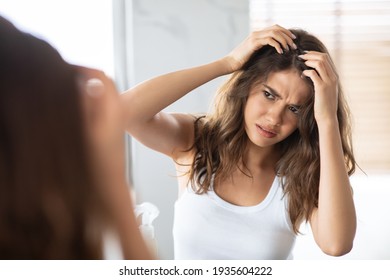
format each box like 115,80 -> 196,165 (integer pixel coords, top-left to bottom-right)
224,24 -> 297,72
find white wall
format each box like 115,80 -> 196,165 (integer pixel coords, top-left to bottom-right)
294,175 -> 390,259
128,0 -> 249,259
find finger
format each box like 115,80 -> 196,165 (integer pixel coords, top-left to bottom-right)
267,29 -> 290,51
250,34 -> 283,54
302,69 -> 322,86
299,53 -> 337,81
81,78 -> 106,128
85,78 -> 105,97
270,25 -> 297,50
265,29 -> 296,51
75,68 -> 110,127
74,65 -> 104,81
76,66 -> 118,98
75,66 -> 110,84
281,32 -> 297,51
271,24 -> 297,40
299,51 -> 335,69
259,37 -> 284,54
277,30 -> 297,51
302,59 -> 329,82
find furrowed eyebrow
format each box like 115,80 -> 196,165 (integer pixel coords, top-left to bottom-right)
262,84 -> 281,99
262,84 -> 302,108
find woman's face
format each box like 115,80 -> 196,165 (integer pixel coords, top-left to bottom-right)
244,68 -> 311,149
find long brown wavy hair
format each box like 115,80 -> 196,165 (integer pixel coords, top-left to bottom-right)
0,16 -> 107,259
188,29 -> 356,234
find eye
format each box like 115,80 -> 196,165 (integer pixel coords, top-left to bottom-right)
263,91 -> 275,100
288,105 -> 300,114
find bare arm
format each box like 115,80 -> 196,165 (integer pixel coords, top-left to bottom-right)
122,25 -> 297,159
80,68 -> 153,259
122,60 -> 233,158
312,120 -> 356,256
301,52 -> 356,256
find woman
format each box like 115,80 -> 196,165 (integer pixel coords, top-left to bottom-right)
0,15 -> 151,259
122,25 -> 357,259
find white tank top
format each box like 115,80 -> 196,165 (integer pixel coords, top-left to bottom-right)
173,176 -> 296,259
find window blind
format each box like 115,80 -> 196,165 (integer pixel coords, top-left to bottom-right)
250,0 -> 390,174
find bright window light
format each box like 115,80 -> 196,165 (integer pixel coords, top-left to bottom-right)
0,0 -> 114,76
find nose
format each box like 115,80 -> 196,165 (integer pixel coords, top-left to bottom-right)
266,104 -> 283,126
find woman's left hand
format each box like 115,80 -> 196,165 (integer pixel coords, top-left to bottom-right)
299,51 -> 339,124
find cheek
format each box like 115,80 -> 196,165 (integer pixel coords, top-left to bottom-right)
244,98 -> 266,120
281,115 -> 299,135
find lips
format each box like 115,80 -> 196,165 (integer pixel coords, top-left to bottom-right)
256,124 -> 277,138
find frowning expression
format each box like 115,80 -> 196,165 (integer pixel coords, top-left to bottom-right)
244,68 -> 311,148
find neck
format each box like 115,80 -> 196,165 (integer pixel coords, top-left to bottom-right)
241,141 -> 280,172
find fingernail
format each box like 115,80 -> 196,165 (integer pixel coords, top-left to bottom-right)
291,34 -> 297,39
292,43 -> 297,50
85,78 -> 105,97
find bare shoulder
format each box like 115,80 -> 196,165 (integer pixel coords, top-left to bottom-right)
173,147 -> 196,197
